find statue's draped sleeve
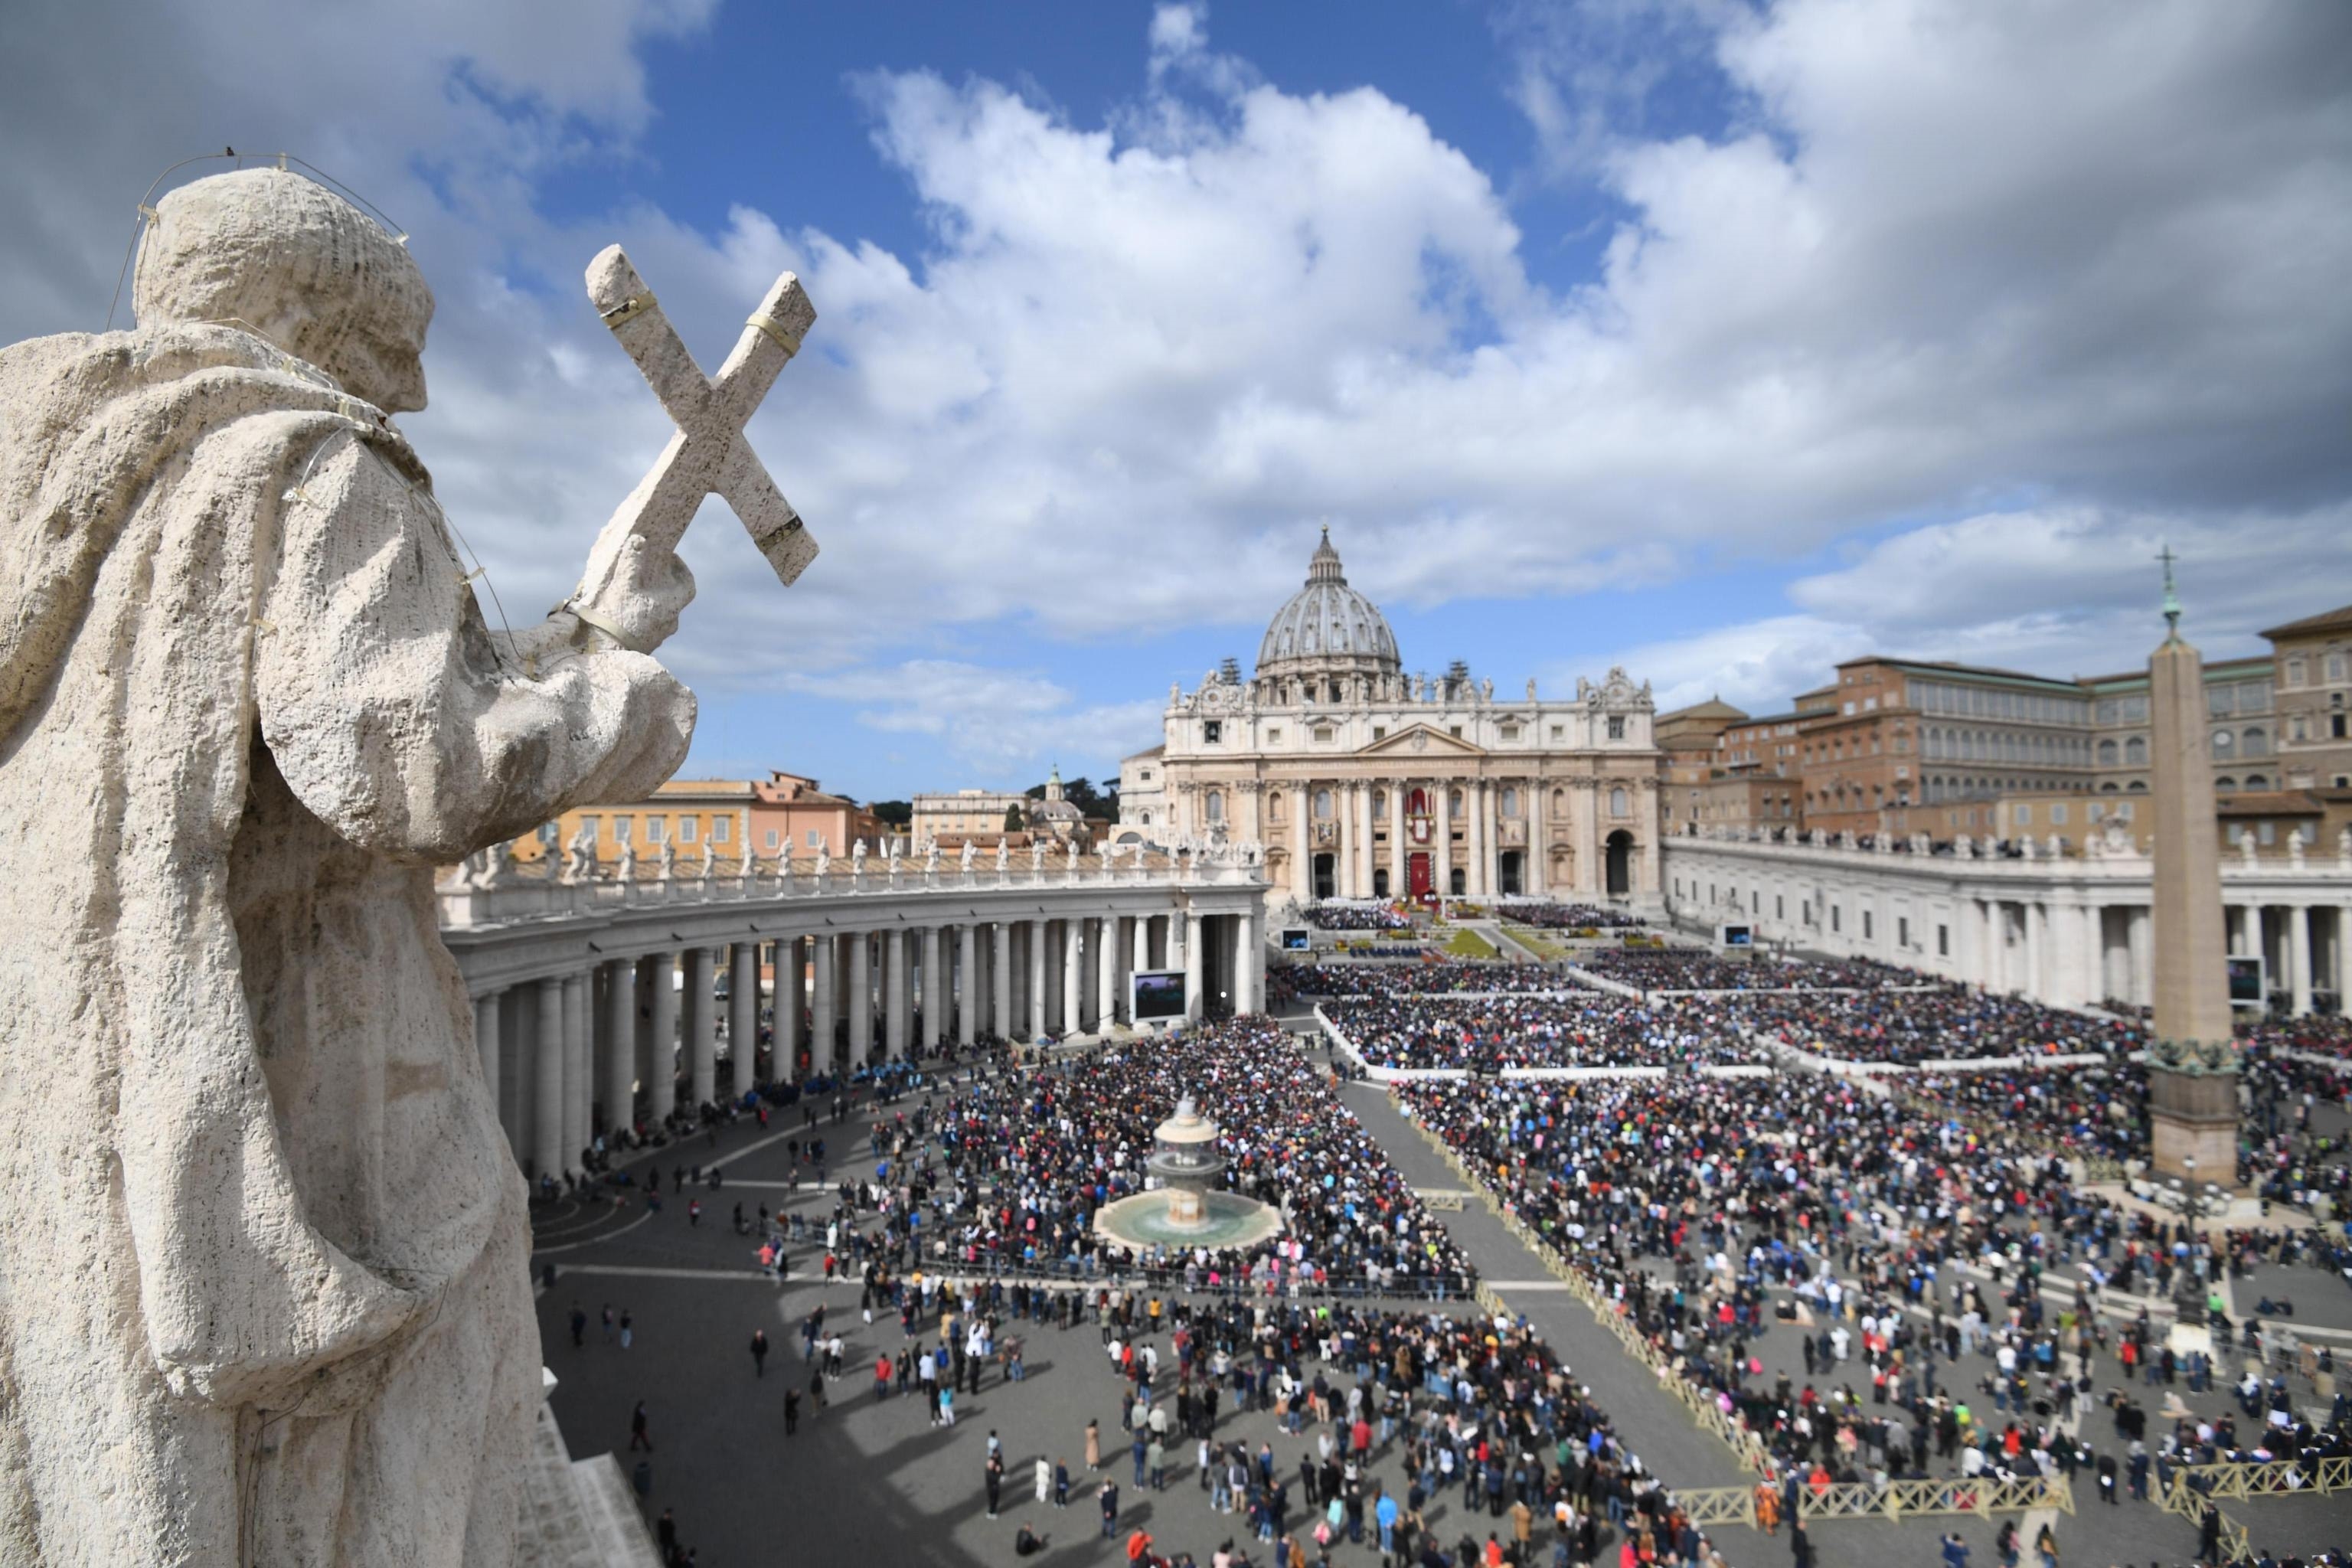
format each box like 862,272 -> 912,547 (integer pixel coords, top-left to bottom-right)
253,434 -> 693,861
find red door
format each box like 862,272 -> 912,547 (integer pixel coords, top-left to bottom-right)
1408,851 -> 1433,902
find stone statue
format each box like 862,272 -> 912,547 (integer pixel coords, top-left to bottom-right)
924,839 -> 940,876
995,837 -> 1009,872
478,839 -> 518,887
815,844 -> 831,881
2340,825 -> 2351,870
960,839 -> 975,875
2019,835 -> 2037,861
1479,678 -> 1493,703
2240,832 -> 2259,868
2046,832 -> 2063,860
2288,826 -> 2307,869
1067,840 -> 1081,876
696,836 -> 716,882
1030,840 -> 1047,875
563,821 -> 599,883
1955,834 -> 1974,859
614,838 -> 639,884
0,171 -> 698,1563
1526,678 -> 1537,701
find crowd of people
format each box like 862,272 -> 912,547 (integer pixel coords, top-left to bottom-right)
1321,995 -> 1768,1073
1305,903 -> 1416,932
1494,903 -> 1648,932
1734,985 -> 2149,1065
1273,959 -> 1583,1005
1570,949 -> 1929,995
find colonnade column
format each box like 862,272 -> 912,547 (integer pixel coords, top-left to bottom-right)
1183,910 -> 1204,1021
1466,781 -> 1486,898
730,942 -> 759,1085
1027,920 -> 1049,1040
603,959 -> 634,1135
1062,920 -> 1085,1037
2290,905 -> 2314,1014
563,972 -> 590,1174
776,936 -> 804,1074
1097,916 -> 1119,1031
811,935 -> 836,1069
958,926 -> 978,1047
922,926 -> 943,1049
473,989 -> 503,1138
1134,912 -> 1152,975
885,929 -> 909,1060
1235,910 -> 1259,1014
533,976 -> 564,1179
848,933 -> 872,1066
2024,902 -> 2047,1003
992,924 -> 1014,1040
684,948 -> 716,1109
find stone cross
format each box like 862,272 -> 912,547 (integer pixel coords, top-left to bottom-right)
564,247 -> 819,652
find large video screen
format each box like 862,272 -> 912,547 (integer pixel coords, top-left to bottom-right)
1281,927 -> 1312,952
1719,924 -> 1753,949
2226,955 -> 2266,1008
1131,969 -> 1189,1021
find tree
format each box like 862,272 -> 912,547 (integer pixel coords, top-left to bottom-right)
868,799 -> 913,827
1023,774 -> 1120,820
1002,802 -> 1025,831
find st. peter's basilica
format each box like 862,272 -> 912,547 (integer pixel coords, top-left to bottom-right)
1117,529 -> 1663,909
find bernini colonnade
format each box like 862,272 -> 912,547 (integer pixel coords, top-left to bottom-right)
439,853 -> 1268,1180
1662,829 -> 2352,1015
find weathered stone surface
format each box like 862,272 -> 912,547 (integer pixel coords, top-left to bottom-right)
0,168 -> 694,1565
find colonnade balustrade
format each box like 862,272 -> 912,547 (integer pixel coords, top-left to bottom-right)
440,849 -> 1268,1179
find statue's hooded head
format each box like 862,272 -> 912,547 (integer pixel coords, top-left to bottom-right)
133,168 -> 432,413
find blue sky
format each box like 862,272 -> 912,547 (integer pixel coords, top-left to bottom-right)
8,0 -> 2350,802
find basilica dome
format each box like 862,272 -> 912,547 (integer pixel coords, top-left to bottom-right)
1255,528 -> 1401,682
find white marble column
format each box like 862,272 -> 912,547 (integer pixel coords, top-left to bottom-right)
1063,920 -> 1084,1037
848,933 -> 872,1066
992,924 -> 1014,1040
532,976 -> 564,1179
776,936 -> 804,1076
921,925 -> 943,1049
563,972 -> 590,1174
957,925 -> 978,1047
2290,904 -> 2314,1014
1183,910 -> 1204,1020
1351,782 -> 1371,898
811,934 -> 836,1069
684,948 -> 717,1109
730,942 -> 758,1084
1528,779 -> 1548,897
1434,782 -> 1452,899
1235,909 -> 1259,1014
1134,912 -> 1152,977
1389,779 -> 1409,897
639,954 -> 674,1120
602,958 -> 634,1135
880,928 -> 906,1059
1027,919 -> 1049,1040
472,989 -> 503,1143
1096,915 -> 1119,1030
1466,780 -> 1486,898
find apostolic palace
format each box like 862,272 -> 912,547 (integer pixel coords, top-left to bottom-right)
1116,528 -> 1664,907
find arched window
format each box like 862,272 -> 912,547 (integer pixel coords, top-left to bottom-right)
2124,736 -> 2147,766
2126,780 -> 2146,793
2242,774 -> 2269,789
1371,789 -> 1387,820
1448,788 -> 1464,814
1552,788 -> 1567,816
2211,728 -> 2234,757
2215,777 -> 2237,791
1499,786 -> 1518,818
1609,786 -> 1629,818
2099,782 -> 2118,794
1205,789 -> 1224,823
1268,792 -> 1285,822
2097,739 -> 2118,766
1312,788 -> 1332,819
2242,727 -> 2268,757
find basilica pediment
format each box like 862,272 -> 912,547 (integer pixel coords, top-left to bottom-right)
1355,724 -> 1485,757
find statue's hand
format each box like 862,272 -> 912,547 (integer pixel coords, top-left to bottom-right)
572,533 -> 696,652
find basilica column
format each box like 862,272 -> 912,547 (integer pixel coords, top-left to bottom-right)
602,958 -> 635,1135
1354,782 -> 1374,898
885,928 -> 909,1059
1389,778 -> 1409,897
993,923 -> 1014,1039
473,989 -> 504,1143
811,934 -> 837,1068
1063,920 -> 1085,1037
1466,780 -> 1486,898
563,971 -> 590,1172
531,977 -> 564,1179
684,947 -> 717,1109
1183,910 -> 1204,1020
1433,782 -> 1452,899
1133,913 -> 1152,978
1527,778 -> 1547,897
848,933 -> 872,1066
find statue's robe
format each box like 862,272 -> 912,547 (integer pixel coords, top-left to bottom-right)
0,323 -> 692,1564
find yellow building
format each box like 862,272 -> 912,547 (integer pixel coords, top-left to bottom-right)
511,779 -> 757,864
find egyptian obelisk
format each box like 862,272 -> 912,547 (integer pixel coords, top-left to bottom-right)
2145,548 -> 2239,1181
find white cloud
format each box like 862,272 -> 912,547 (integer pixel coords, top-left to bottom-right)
780,661 -> 1165,777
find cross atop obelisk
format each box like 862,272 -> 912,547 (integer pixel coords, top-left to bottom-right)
2145,547 -> 2238,1184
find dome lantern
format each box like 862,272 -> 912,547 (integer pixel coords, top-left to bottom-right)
1256,527 -> 1401,684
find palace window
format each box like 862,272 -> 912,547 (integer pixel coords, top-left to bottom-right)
2242,726 -> 2269,757
1606,717 -> 1625,740
1499,787 -> 1519,818
1269,792 -> 1285,822
1313,789 -> 1333,819
765,829 -> 779,848
645,816 -> 665,843
2211,727 -> 2234,757
805,829 -> 822,848
613,816 -> 632,842
1205,790 -> 1225,823
1373,790 -> 1388,820
1449,789 -> 1464,814
678,817 -> 697,842
1609,787 -> 1629,817
2288,657 -> 2308,687
713,817 -> 730,842
1203,721 -> 1223,743
1312,725 -> 1335,744
1498,724 -> 1520,742
1266,727 -> 1283,745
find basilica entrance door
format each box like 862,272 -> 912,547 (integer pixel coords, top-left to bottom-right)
1408,851 -> 1433,902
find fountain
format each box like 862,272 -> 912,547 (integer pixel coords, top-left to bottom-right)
1092,1094 -> 1284,1253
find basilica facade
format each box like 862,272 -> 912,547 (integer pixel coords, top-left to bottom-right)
1117,530 -> 1664,908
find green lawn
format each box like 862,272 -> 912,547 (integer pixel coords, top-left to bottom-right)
1442,928 -> 1499,959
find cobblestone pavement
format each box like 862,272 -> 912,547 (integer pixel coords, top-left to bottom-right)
530,1040 -> 2346,1568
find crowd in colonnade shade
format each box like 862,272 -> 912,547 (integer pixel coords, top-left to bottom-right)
1495,903 -> 1649,932
1395,1073 -> 2352,1501
1320,996 -> 1769,1073
1305,904 -> 1417,932
1563,949 -> 1931,994
1270,961 -> 1588,1008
